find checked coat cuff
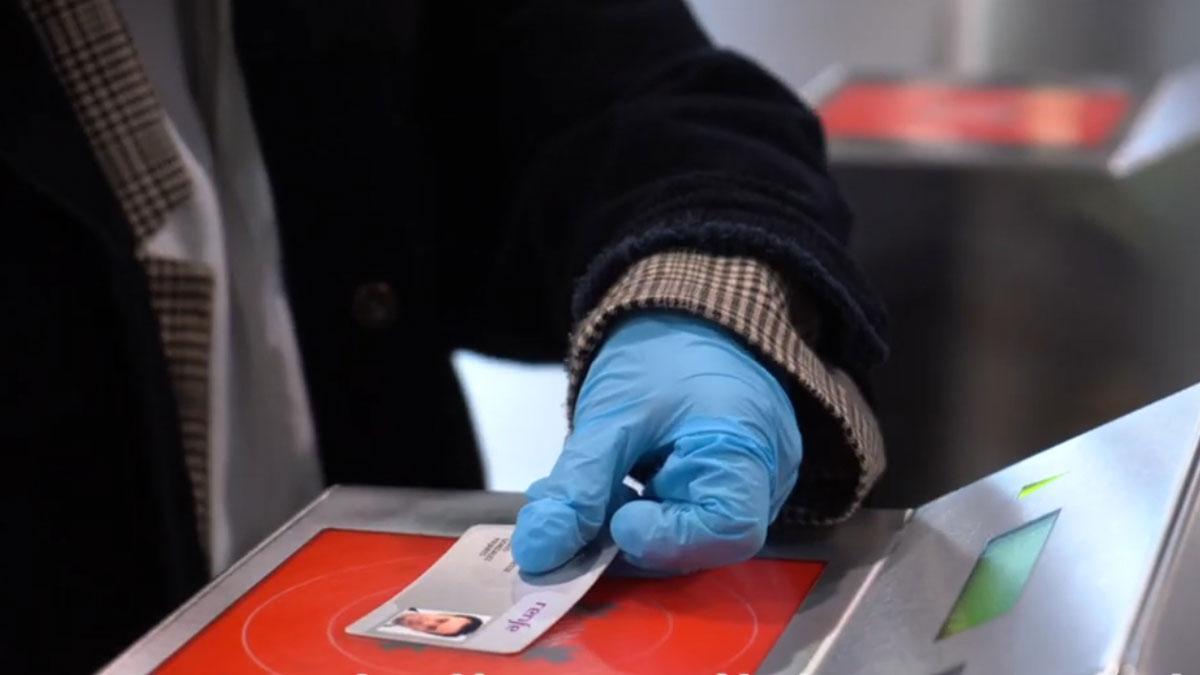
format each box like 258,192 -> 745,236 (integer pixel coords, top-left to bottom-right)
567,250 -> 885,524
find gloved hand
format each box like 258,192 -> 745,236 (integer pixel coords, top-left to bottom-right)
512,312 -> 802,574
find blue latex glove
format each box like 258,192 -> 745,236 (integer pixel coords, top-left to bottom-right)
512,313 -> 802,574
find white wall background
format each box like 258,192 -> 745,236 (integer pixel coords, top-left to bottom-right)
451,351 -> 569,492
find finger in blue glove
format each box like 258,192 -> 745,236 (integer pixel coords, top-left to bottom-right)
511,312 -> 802,575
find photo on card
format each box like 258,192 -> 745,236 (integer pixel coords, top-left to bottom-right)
376,607 -> 491,642
345,525 -> 618,653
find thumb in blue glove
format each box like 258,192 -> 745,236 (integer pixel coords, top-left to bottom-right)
511,312 -> 802,574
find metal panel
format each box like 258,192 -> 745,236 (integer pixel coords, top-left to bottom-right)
103,489 -> 526,674
104,487 -> 907,674
759,509 -> 911,674
1126,447 -> 1200,675
813,383 -> 1200,675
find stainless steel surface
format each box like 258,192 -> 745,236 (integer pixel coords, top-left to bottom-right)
1127,438 -> 1200,675
105,486 -> 908,674
814,383 -> 1200,675
103,488 -> 526,674
759,509 -> 911,674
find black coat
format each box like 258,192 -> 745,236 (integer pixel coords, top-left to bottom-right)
0,1 -> 885,671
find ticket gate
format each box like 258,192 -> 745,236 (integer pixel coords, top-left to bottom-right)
810,66 -> 1200,508
106,383 -> 1200,674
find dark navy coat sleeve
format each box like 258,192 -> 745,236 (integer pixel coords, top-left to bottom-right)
429,1 -> 886,378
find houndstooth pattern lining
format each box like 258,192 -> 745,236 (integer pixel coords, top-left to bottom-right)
24,0 -> 212,553
568,250 -> 886,524
143,258 -> 214,552
23,0 -> 191,241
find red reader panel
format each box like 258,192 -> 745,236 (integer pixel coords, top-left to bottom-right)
160,529 -> 825,674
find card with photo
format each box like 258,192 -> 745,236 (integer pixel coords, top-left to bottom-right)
376,607 -> 491,642
345,524 -> 617,654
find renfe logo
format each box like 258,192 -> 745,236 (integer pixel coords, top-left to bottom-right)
506,601 -> 547,632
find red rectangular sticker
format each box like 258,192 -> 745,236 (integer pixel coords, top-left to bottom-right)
159,529 -> 825,674
820,81 -> 1129,148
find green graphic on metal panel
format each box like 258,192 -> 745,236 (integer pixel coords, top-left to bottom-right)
1018,473 -> 1067,499
937,510 -> 1060,640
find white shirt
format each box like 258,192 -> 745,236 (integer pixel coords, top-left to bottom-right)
117,0 -> 324,573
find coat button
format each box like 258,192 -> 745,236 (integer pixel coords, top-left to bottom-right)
352,281 -> 397,328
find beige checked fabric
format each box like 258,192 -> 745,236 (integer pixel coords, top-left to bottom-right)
22,0 -> 191,240
143,258 -> 215,548
24,0 -> 214,552
568,251 -> 886,524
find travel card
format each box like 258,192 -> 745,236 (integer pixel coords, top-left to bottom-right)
345,524 -> 618,653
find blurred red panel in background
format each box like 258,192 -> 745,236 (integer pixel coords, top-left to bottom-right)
820,81 -> 1129,148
